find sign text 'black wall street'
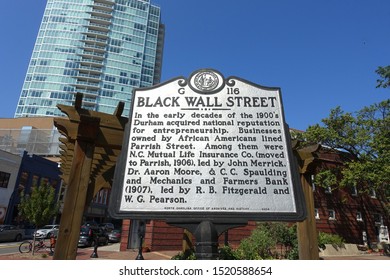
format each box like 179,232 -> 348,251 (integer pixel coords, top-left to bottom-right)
109,69 -> 306,221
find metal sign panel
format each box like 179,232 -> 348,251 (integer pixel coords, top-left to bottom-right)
109,69 -> 306,221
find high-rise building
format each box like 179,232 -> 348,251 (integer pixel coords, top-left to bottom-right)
15,0 -> 164,118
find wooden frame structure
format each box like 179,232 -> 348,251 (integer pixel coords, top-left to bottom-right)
293,142 -> 320,260
51,93 -> 319,259
53,93 -> 127,260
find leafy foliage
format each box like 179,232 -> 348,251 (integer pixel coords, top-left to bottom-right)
376,66 -> 390,88
295,99 -> 390,215
18,182 -> 59,255
317,231 -> 345,250
234,224 -> 276,259
217,245 -> 239,260
313,169 -> 338,190
172,223 -> 346,260
18,182 -> 59,228
171,249 -> 196,260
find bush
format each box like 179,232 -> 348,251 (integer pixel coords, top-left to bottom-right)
268,223 -> 298,259
172,224 -> 345,260
218,245 -> 239,260
317,231 -> 345,250
171,223 -> 299,260
235,228 -> 276,259
171,249 -> 196,260
171,246 -> 240,260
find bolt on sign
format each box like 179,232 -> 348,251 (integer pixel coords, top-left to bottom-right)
109,69 -> 306,221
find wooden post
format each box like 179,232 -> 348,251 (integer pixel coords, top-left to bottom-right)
182,229 -> 193,255
52,93 -> 126,259
295,144 -> 320,260
297,173 -> 319,259
53,115 -> 100,260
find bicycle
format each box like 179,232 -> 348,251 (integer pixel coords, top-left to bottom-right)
49,235 -> 56,254
19,238 -> 54,254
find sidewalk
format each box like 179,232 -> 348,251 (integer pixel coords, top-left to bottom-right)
0,242 -> 388,260
321,252 -> 390,260
0,243 -> 179,260
75,244 -> 180,260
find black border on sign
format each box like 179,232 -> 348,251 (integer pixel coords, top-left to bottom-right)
108,69 -> 307,222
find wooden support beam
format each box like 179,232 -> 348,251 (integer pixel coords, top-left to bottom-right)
53,93 -> 127,260
54,139 -> 96,259
55,118 -> 124,147
295,144 -> 320,260
114,101 -> 125,117
182,229 -> 194,254
297,174 -> 319,259
74,92 -> 82,109
53,116 -> 100,260
86,165 -> 116,205
57,103 -> 127,130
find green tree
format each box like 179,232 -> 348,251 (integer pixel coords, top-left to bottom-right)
296,99 -> 390,216
18,182 -> 60,254
376,65 -> 390,88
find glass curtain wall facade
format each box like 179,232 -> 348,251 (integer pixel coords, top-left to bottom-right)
15,0 -> 164,118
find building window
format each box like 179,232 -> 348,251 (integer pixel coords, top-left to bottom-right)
328,209 -> 336,220
0,171 -> 11,188
362,231 -> 368,244
51,180 -> 58,190
356,211 -> 363,222
351,186 -> 358,196
324,186 -> 332,194
18,171 -> 29,192
102,189 -> 108,205
373,214 -> 383,226
41,177 -> 49,186
93,189 -> 109,205
311,174 -> 316,191
32,175 -> 39,188
314,208 -> 320,219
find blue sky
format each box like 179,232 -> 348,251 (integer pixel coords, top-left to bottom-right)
1,0 -> 388,130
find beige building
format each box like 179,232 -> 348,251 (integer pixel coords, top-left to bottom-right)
0,117 -> 61,163
0,117 -> 55,129
0,117 -> 112,224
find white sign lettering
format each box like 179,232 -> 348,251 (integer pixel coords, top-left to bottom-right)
111,69 -> 305,221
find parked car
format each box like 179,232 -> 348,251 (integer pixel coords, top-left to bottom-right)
0,225 -> 25,242
83,221 -> 98,227
23,225 -> 36,239
34,224 -> 59,239
99,223 -> 115,232
108,229 -> 121,243
78,225 -> 109,247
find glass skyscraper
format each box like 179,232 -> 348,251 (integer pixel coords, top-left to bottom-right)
15,0 -> 164,118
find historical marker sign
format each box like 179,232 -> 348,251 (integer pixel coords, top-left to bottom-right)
109,69 -> 306,221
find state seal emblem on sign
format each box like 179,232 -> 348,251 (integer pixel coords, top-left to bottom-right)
194,71 -> 218,91
189,69 -> 225,94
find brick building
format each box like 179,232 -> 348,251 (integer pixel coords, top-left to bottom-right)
310,146 -> 389,246
117,145 -> 389,251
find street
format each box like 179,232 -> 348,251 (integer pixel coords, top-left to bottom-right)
0,241 -> 20,256
0,239 -> 121,258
